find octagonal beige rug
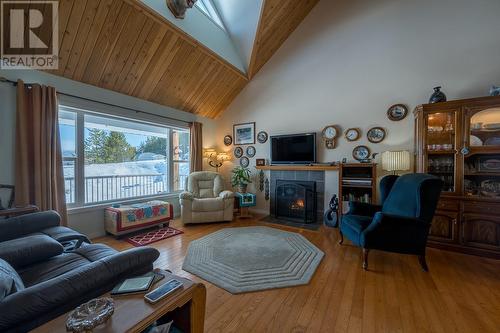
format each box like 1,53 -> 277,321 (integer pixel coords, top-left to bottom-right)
182,226 -> 324,294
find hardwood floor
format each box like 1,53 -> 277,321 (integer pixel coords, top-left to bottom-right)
96,217 -> 500,333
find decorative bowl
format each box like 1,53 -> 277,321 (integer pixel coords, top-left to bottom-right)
66,297 -> 114,332
480,180 -> 500,197
469,135 -> 482,146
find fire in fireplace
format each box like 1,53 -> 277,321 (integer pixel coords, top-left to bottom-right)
290,199 -> 305,210
275,180 -> 317,223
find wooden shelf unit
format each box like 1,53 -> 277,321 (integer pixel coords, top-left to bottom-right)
255,165 -> 339,171
339,163 -> 377,215
414,95 -> 500,259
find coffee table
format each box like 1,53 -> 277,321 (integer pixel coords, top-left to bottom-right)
32,270 -> 206,333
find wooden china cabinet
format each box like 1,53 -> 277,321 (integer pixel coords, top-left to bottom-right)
414,96 -> 500,259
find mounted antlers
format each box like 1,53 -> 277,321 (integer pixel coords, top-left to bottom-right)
166,0 -> 198,19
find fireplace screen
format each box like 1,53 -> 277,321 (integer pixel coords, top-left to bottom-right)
275,180 -> 316,223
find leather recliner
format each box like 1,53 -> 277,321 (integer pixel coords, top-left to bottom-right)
0,211 -> 160,332
179,171 -> 234,224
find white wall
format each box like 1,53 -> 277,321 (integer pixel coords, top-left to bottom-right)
215,0 -> 500,213
0,69 -> 217,238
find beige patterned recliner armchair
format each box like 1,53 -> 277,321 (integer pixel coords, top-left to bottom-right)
179,171 -> 234,224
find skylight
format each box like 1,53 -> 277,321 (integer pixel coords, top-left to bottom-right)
195,0 -> 226,30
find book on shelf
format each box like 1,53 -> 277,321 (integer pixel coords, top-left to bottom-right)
342,193 -> 371,203
342,179 -> 372,186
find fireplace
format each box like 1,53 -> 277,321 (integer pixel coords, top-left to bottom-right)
275,180 -> 317,223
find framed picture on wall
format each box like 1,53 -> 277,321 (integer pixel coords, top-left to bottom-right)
233,122 -> 255,145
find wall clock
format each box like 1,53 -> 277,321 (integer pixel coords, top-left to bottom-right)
240,156 -> 250,168
234,147 -> 243,158
224,135 -> 232,146
367,127 -> 386,143
344,128 -> 361,142
352,145 -> 371,161
246,146 -> 256,157
387,104 -> 408,121
257,131 -> 268,144
322,125 -> 340,149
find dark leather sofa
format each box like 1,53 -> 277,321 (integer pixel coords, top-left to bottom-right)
0,211 -> 160,332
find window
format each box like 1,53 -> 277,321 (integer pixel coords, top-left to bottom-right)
195,0 -> 225,30
58,106 -> 190,207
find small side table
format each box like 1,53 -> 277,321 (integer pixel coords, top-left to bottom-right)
0,205 -> 39,219
234,192 -> 256,218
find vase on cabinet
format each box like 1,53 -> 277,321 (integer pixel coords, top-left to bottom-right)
429,86 -> 447,103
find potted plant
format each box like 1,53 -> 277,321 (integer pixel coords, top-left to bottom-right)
231,166 -> 252,193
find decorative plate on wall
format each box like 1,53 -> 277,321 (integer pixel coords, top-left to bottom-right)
387,104 -> 408,121
352,145 -> 370,161
367,127 -> 386,143
344,128 -> 361,142
234,147 -> 243,158
240,156 -> 250,168
224,135 -> 232,146
257,131 -> 268,144
246,146 -> 256,157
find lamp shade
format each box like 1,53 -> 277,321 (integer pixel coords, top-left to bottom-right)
216,152 -> 230,161
203,148 -> 216,158
382,151 -> 410,172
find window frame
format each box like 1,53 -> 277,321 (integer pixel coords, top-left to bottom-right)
59,105 -> 190,209
194,0 -> 226,31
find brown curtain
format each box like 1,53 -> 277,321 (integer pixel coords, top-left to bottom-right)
189,122 -> 203,173
15,80 -> 68,225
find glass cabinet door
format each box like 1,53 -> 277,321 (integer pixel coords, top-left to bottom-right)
468,107 -> 500,148
463,107 -> 500,198
425,111 -> 457,193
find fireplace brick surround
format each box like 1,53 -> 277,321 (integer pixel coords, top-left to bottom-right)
270,170 -> 325,223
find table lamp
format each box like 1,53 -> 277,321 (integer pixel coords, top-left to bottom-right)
203,148 -> 229,172
382,150 -> 411,175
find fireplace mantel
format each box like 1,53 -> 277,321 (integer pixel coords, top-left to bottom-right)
255,165 -> 339,171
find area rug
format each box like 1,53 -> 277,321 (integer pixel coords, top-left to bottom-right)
182,226 -> 324,294
125,227 -> 183,247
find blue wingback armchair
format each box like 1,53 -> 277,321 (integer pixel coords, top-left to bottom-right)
339,174 -> 443,271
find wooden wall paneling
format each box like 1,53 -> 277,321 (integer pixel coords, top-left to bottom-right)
56,0 -> 88,75
112,19 -> 155,92
72,0 -> 116,81
207,72 -> 246,119
184,65 -> 224,115
80,2 -> 129,84
57,0 -> 75,50
132,32 -> 181,100
155,48 -> 204,110
62,0 -> 101,77
180,57 -> 219,113
99,10 -> 148,89
151,42 -> 198,103
115,22 -> 168,95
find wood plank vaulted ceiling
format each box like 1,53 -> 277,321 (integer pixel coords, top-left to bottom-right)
49,0 -> 319,119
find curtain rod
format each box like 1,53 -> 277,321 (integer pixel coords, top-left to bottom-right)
0,77 -> 191,125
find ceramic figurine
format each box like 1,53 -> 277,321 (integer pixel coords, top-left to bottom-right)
323,195 -> 339,228
490,86 -> 500,96
264,178 -> 270,200
429,86 -> 447,103
259,170 -> 265,192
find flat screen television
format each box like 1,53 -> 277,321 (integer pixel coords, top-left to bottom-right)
270,133 -> 316,164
